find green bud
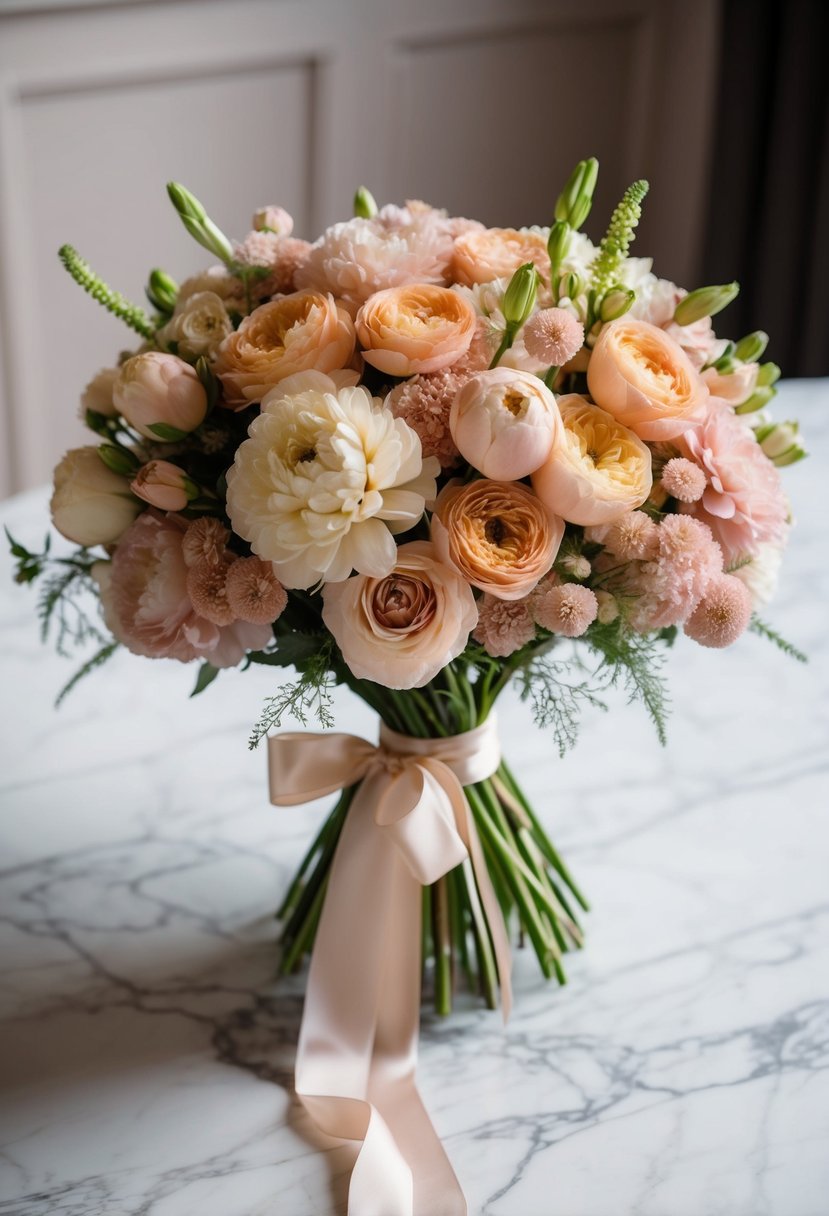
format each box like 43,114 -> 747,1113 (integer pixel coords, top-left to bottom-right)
735,385 -> 776,415
547,221 -> 571,285
557,270 -> 584,301
599,286 -> 635,322
97,444 -> 140,477
713,355 -> 739,374
166,181 -> 233,264
554,157 -> 599,229
674,281 -> 739,326
146,268 -> 179,314
757,361 -> 781,386
734,330 -> 768,362
502,262 -> 539,329
756,420 -> 807,466
353,185 -> 378,219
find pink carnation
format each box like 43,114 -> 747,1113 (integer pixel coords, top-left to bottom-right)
587,511 -> 658,561
532,583 -> 598,637
629,514 -> 723,629
387,369 -> 470,467
661,457 -> 707,503
680,406 -> 788,562
523,308 -> 584,366
684,573 -> 752,648
473,594 -> 536,657
232,232 -> 313,298
97,512 -> 272,667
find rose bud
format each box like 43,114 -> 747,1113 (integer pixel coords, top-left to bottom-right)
114,351 -> 208,441
673,282 -> 739,326
449,367 -> 562,481
130,460 -> 199,511
252,205 -> 294,235
50,446 -> 142,547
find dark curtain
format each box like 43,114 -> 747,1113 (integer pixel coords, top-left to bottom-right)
701,0 -> 829,376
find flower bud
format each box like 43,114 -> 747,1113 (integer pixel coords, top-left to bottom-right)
757,361 -> 781,386
557,270 -> 584,302
755,421 -> 807,466
502,262 -> 539,330
554,158 -> 599,229
547,221 -> 571,282
599,286 -> 635,322
353,185 -> 378,219
252,205 -> 293,235
146,269 -> 178,315
50,446 -> 141,547
97,444 -> 140,478
130,460 -> 199,511
166,181 -> 233,263
734,330 -> 768,362
595,589 -> 619,624
674,282 -> 739,326
114,351 -> 208,440
558,553 -> 591,580
702,361 -> 758,406
735,385 -> 776,415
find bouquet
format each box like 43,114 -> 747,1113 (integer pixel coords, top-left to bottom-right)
8,160 -> 806,1212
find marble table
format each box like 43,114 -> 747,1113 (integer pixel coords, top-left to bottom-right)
1,380 -> 827,1216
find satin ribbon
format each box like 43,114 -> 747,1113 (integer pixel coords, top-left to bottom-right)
269,715 -> 512,1216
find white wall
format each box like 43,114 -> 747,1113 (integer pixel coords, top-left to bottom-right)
0,0 -> 720,498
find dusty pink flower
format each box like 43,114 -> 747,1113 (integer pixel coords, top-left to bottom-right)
233,230 -> 283,269
225,557 -> 287,625
386,369 -> 467,467
631,514 -> 723,629
181,517 -> 230,568
186,556 -> 236,625
587,511 -> 658,560
532,583 -> 598,637
660,457 -> 707,503
473,594 -> 536,657
679,406 -> 788,561
450,367 -> 561,481
252,205 -> 293,235
232,232 -> 313,298
523,308 -> 584,366
114,351 -> 208,439
96,512 -> 271,667
684,573 -> 752,648
702,362 -> 759,407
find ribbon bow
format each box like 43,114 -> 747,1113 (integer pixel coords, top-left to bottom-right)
269,716 -> 512,1216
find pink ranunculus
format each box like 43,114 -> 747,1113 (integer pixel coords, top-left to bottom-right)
114,352 -> 207,440
450,367 -> 561,481
96,512 -> 271,667
679,405 -> 789,562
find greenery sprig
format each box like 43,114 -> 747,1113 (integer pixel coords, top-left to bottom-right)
589,179 -> 649,300
58,245 -> 156,339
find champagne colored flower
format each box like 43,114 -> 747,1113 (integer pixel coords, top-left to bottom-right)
679,405 -> 788,561
181,517 -> 230,567
660,457 -> 706,503
432,479 -> 564,601
321,541 -> 477,689
702,362 -> 759,407
95,512 -> 271,666
214,292 -> 356,408
130,460 -> 195,512
186,555 -> 236,625
452,227 -> 549,288
587,318 -> 708,440
80,367 -> 119,419
252,205 -> 293,235
472,594 -> 535,657
531,394 -> 652,526
50,447 -> 141,547
155,291 -> 233,360
522,308 -> 584,366
684,573 -> 752,648
356,284 -> 477,376
225,557 -> 287,625
114,351 -> 207,440
532,583 -> 598,637
226,371 -> 439,588
449,367 -> 562,481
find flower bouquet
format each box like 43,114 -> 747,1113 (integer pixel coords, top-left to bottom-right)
8,160 -> 806,1211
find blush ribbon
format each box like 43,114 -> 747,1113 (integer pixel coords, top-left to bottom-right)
268,714 -> 512,1215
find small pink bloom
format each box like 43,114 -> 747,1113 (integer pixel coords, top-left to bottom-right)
252,205 -> 294,235
684,573 -> 752,648
472,594 -> 536,657
587,510 -> 659,560
386,370 -> 465,467
532,583 -> 598,637
186,556 -> 236,625
181,517 -> 230,568
130,460 -> 194,512
225,557 -> 287,625
660,457 -> 707,503
523,309 -> 584,366
632,514 -> 723,629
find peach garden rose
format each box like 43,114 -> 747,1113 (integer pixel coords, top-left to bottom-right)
321,541 -> 477,689
449,367 -> 562,481
355,283 -> 477,376
452,226 -> 550,288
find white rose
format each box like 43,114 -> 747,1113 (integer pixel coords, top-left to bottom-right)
79,367 -> 120,419
156,291 -> 234,360
50,447 -> 142,547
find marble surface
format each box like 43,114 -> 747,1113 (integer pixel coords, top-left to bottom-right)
1,379 -> 827,1216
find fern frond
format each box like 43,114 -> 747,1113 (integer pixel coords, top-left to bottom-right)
749,615 -> 807,663
249,639 -> 336,748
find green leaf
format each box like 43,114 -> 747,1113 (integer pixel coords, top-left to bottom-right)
4,527 -> 32,561
247,633 -> 325,670
190,662 -> 221,697
749,615 -> 807,663
147,422 -> 188,442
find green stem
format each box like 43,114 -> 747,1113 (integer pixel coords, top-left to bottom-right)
488,328 -> 514,369
500,761 -> 590,911
460,855 -> 499,1008
432,875 -> 453,1015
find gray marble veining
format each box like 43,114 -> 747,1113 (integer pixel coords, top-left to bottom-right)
1,379 -> 827,1215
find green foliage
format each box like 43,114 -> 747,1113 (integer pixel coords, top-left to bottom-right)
56,641 -> 120,707
190,662 -> 221,697
589,179 -> 649,298
749,615 -> 807,663
585,619 -> 670,745
516,654 -> 608,757
58,245 -> 155,339
248,637 -> 337,749
6,528 -> 50,584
